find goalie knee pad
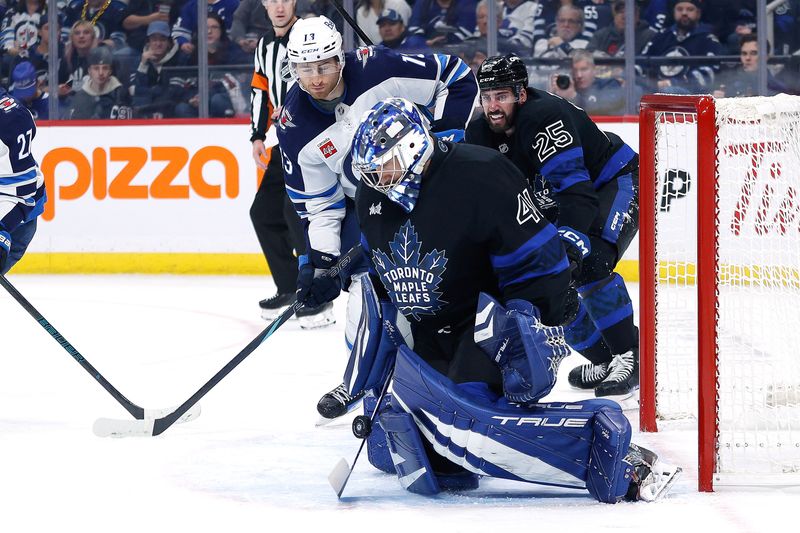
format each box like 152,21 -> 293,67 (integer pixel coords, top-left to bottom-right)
342,274 -> 412,396
585,405 -> 634,504
474,292 -> 570,404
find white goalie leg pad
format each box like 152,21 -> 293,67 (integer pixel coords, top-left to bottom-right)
342,274 -> 412,395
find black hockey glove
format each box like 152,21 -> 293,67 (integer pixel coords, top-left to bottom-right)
296,250 -> 342,308
0,230 -> 11,274
558,226 -> 591,282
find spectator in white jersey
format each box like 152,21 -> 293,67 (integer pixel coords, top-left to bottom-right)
497,0 -> 536,55
356,0 -> 412,46
249,0 -> 335,327
533,4 -> 590,58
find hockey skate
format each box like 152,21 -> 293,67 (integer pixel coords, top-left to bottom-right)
317,383 -> 365,419
568,361 -> 610,389
624,443 -> 682,502
297,301 -> 336,329
259,292 -> 295,320
595,348 -> 639,398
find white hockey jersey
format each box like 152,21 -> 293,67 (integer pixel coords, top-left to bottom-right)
276,46 -> 479,256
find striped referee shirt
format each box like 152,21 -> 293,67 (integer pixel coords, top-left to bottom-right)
250,25 -> 295,142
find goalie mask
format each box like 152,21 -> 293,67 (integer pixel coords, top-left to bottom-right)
351,98 -> 434,213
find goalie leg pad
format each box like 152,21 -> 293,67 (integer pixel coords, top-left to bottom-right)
379,408 -> 443,495
586,405 -> 634,504
343,274 -> 411,395
578,273 -> 637,355
391,345 -> 625,491
474,292 -> 570,404
364,392 -> 396,474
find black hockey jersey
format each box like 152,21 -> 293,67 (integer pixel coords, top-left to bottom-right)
356,140 -> 570,335
465,89 -> 636,234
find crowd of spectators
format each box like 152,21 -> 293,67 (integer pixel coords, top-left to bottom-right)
1,0 -> 799,119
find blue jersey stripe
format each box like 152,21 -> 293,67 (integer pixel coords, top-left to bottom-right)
540,147 -> 591,192
490,224 -> 559,269
595,144 -> 636,189
0,168 -> 38,185
496,256 -> 570,290
286,182 -> 340,201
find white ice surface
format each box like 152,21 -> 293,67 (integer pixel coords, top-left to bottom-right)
1,275 -> 797,532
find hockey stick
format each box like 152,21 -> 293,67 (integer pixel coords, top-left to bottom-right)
94,244 -> 363,438
331,0 -> 374,45
0,274 -> 200,424
328,366 -> 394,498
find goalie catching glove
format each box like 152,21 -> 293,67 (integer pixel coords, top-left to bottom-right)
474,292 -> 570,404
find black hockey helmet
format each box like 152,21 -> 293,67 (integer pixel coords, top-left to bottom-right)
477,53 -> 529,94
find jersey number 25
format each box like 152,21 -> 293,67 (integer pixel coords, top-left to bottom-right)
533,120 -> 573,163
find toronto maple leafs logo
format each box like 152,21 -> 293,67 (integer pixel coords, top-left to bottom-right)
371,221 -> 448,321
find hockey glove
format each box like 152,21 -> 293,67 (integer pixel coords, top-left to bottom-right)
0,230 -> 11,273
296,251 -> 342,308
558,226 -> 591,282
430,118 -> 465,143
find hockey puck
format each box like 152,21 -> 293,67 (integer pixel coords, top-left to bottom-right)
352,415 -> 372,439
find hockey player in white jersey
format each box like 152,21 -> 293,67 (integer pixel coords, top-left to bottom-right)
275,15 -> 479,419
0,89 -> 46,275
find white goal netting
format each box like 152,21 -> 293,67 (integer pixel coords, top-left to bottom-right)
652,95 -> 800,482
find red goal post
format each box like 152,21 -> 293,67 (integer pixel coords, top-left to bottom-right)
638,94 -> 800,492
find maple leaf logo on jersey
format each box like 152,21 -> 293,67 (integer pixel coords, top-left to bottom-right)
372,220 -> 448,321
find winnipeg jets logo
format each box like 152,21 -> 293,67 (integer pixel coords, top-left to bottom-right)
356,46 -> 376,66
369,202 -> 382,215
0,96 -> 18,112
516,189 -> 542,225
499,143 -> 509,154
372,221 -> 448,321
278,107 -> 296,129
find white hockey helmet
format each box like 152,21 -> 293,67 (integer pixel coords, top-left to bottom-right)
286,16 -> 345,69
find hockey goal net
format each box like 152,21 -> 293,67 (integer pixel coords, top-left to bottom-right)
639,94 -> 800,491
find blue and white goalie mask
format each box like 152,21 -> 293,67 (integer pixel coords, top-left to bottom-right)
351,98 -> 434,213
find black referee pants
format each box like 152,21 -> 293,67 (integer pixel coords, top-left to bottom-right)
249,146 -> 305,295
